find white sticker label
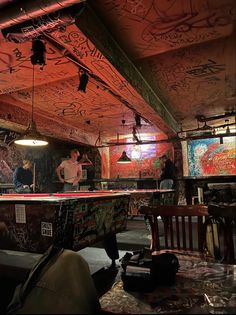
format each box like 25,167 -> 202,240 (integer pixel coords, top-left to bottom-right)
41,222 -> 53,237
15,204 -> 26,223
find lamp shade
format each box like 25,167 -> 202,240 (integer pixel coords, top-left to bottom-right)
79,153 -> 93,166
14,121 -> 48,146
117,151 -> 131,163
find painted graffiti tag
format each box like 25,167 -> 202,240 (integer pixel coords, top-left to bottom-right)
58,31 -> 104,60
142,9 -> 231,42
186,59 -> 225,77
54,102 -> 86,117
12,48 -> 27,61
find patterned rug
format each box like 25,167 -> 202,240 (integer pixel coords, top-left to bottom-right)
100,253 -> 236,314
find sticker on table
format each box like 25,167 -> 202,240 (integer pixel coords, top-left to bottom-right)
15,204 -> 26,223
41,222 -> 53,237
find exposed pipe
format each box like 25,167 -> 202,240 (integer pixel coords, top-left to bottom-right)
196,111 -> 236,123
96,132 -> 236,148
0,0 -> 85,29
178,121 -> 236,136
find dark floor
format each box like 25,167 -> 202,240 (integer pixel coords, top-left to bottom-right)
81,217 -> 151,297
0,217 -> 149,313
1,216 -> 210,312
80,216 -> 231,297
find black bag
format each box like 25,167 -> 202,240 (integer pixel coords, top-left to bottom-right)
151,253 -> 180,285
121,250 -> 154,292
120,251 -> 179,292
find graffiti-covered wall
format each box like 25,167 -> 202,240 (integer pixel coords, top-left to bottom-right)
187,137 -> 236,176
0,128 -> 101,192
109,137 -> 174,178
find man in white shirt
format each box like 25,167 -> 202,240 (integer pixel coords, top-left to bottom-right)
56,149 -> 82,192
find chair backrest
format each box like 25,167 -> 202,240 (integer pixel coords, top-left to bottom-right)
140,205 -> 209,253
207,204 -> 236,264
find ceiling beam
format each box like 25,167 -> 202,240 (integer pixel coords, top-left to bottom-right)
0,101 -> 97,146
75,3 -> 179,134
0,0 -> 85,29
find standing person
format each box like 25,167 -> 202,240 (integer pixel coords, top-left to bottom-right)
159,154 -> 176,189
13,160 -> 34,193
56,149 -> 82,192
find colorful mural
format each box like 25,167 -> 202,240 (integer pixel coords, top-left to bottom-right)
188,137 -> 236,176
109,137 -> 173,178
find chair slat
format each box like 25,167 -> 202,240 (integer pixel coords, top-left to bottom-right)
170,219 -> 174,248
188,216 -> 193,250
197,217 -> 203,251
140,205 -> 209,256
175,216 -> 180,249
182,216 -> 186,250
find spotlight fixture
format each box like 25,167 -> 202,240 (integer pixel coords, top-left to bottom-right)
135,114 -> 141,128
78,69 -> 89,92
117,151 -> 131,163
14,64 -> 48,146
30,39 -> 46,67
79,153 -> 93,166
225,120 -> 230,134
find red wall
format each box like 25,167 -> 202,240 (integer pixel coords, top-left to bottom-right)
109,140 -> 174,178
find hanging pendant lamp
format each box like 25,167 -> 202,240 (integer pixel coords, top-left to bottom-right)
14,65 -> 48,146
79,153 -> 93,166
117,151 -> 132,163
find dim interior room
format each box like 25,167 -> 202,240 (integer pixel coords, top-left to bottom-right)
0,0 -> 236,314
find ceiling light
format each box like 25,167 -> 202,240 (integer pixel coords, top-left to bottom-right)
135,114 -> 141,128
226,125 -> 231,134
117,151 -> 132,163
79,153 -> 93,166
14,63 -> 48,147
14,121 -> 48,146
78,70 -> 89,92
30,39 -> 46,67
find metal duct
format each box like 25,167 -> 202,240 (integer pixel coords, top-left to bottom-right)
96,132 -> 236,148
196,111 -> 236,123
0,0 -> 85,29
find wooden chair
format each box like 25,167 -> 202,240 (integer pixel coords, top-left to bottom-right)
140,205 -> 209,256
207,204 -> 236,264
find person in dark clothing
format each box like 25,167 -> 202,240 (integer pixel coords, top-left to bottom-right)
159,155 -> 176,189
13,160 -> 34,193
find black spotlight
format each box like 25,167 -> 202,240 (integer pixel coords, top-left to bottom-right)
30,39 -> 46,66
135,114 -> 142,128
78,70 -> 89,93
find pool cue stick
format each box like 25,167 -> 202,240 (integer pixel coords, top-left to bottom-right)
33,162 -> 36,192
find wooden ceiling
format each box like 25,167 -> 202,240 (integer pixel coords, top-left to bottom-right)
0,0 -> 235,146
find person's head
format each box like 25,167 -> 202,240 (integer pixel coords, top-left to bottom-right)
23,159 -> 32,169
70,149 -> 80,160
160,155 -> 168,162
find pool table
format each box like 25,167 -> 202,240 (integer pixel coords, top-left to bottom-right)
0,192 -> 130,263
65,189 -> 176,216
